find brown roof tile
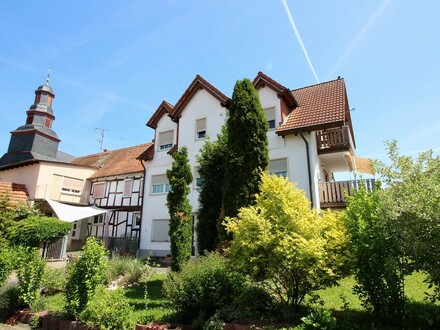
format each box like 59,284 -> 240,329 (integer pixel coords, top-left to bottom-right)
0,181 -> 29,205
71,143 -> 152,179
277,78 -> 348,134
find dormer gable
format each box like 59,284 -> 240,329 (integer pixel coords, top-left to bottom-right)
253,71 -> 298,108
169,74 -> 230,121
146,101 -> 174,129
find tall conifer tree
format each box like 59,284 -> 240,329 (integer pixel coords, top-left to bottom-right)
223,78 -> 269,219
196,128 -> 228,254
166,147 -> 193,271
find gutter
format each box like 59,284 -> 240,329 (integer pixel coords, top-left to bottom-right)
137,158 -> 147,253
299,131 -> 314,208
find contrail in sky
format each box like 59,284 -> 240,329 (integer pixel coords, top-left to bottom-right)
280,0 -> 320,83
327,0 -> 391,79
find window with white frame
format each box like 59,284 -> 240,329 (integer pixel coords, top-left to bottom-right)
61,176 -> 83,195
264,107 -> 276,129
151,219 -> 170,242
92,182 -> 106,199
158,130 -> 174,151
151,175 -> 172,194
123,179 -> 133,197
195,118 -> 206,140
194,167 -> 203,189
269,158 -> 288,178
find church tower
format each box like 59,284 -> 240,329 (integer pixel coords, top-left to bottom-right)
0,73 -> 62,166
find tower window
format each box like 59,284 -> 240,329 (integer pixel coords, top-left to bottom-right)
196,118 -> 206,140
158,131 -> 174,151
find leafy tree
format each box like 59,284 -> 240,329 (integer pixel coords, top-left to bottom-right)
374,141 -> 440,302
223,78 -> 269,220
196,129 -> 228,253
167,147 -> 193,272
344,183 -> 407,321
65,237 -> 108,317
225,173 -> 350,315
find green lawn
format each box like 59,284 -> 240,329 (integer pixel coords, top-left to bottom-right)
43,271 -> 440,328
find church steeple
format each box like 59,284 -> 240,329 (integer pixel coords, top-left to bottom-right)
0,74 -> 62,167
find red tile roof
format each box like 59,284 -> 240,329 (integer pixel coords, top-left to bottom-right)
277,78 -> 349,134
71,143 -> 152,179
0,181 -> 29,205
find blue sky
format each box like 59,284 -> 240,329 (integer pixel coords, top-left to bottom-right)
1,0 -> 439,166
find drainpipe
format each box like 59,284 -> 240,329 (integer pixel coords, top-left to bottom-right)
137,158 -> 147,255
300,131 -> 314,208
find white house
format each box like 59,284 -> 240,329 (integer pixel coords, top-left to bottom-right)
137,72 -> 373,257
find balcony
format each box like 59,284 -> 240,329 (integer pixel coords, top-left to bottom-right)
35,184 -> 90,204
316,126 -> 353,154
319,178 -> 376,208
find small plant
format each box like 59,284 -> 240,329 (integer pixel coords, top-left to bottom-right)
139,259 -> 156,308
65,237 -> 108,317
28,313 -> 41,329
0,243 -> 16,287
295,308 -> 337,330
80,284 -> 134,330
106,255 -> 144,286
16,247 -> 46,306
0,285 -> 20,320
203,312 -> 225,330
41,267 -> 67,295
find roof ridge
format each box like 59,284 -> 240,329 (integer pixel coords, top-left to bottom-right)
291,77 -> 344,92
74,142 -> 153,160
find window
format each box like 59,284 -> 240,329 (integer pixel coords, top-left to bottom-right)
269,158 -> 288,178
158,131 -> 174,151
194,167 -> 203,189
123,179 -> 133,197
93,182 -> 106,199
152,219 -> 170,242
93,214 -> 103,224
196,118 -> 206,140
132,212 -> 141,226
62,177 -> 83,195
264,107 -> 276,129
151,175 -> 172,194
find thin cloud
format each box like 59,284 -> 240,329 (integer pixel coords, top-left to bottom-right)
327,0 -> 391,78
0,55 -> 153,111
280,0 -> 319,83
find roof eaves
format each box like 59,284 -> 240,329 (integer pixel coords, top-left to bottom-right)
253,71 -> 298,108
146,101 -> 174,129
169,75 -> 230,120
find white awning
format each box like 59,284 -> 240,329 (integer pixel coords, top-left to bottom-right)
46,199 -> 111,223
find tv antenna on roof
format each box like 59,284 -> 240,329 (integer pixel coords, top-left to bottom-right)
95,128 -> 109,153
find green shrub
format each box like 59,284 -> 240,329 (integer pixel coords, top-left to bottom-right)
6,216 -> 71,247
163,252 -> 245,324
80,284 -> 133,330
0,243 -> 16,287
106,255 -> 143,286
16,248 -> 46,306
41,267 -> 67,295
0,285 -> 20,321
65,237 -> 108,317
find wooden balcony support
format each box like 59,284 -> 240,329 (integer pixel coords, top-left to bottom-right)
319,178 -> 376,208
316,126 -> 352,153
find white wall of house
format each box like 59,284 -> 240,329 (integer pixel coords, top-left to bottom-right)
0,162 -> 95,203
140,84 -> 325,256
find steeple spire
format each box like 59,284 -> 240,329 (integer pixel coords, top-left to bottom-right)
45,69 -> 51,86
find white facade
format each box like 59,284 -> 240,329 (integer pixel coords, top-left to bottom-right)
138,74 -> 345,257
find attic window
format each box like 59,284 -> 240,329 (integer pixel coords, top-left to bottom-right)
196,118 -> 206,140
158,131 -> 173,151
264,107 -> 276,129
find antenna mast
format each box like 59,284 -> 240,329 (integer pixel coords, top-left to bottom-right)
95,128 -> 108,153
